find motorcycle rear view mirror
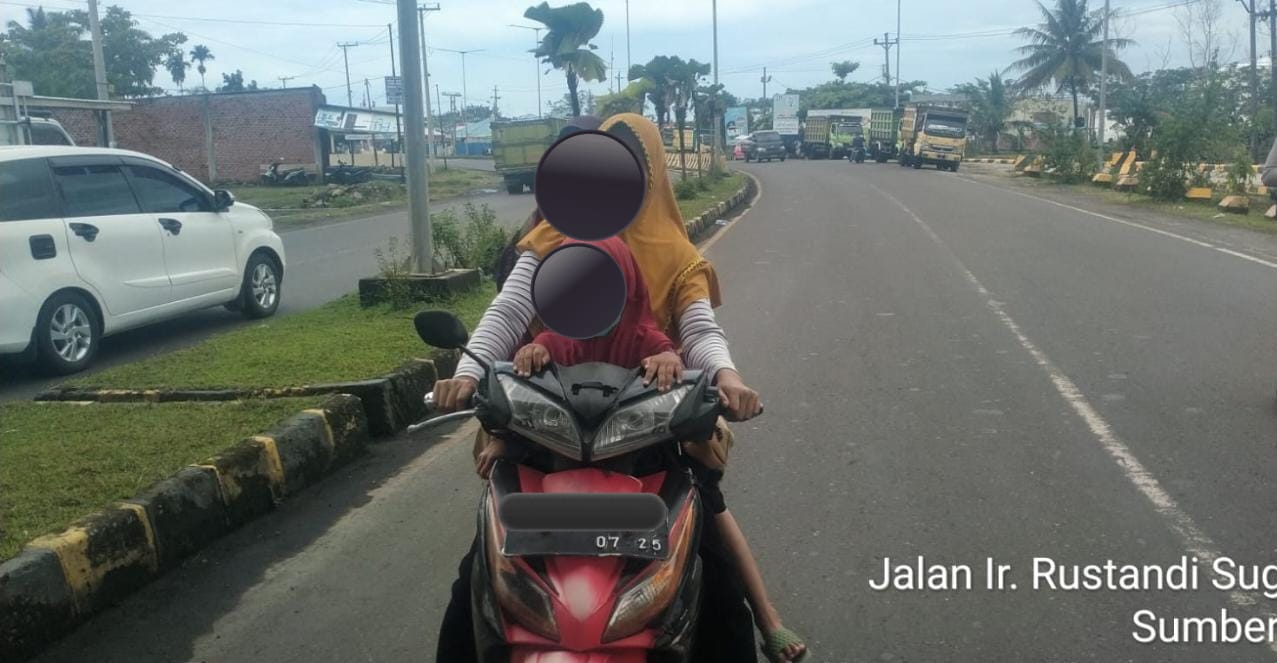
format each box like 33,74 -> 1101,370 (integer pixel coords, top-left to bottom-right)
415,310 -> 492,371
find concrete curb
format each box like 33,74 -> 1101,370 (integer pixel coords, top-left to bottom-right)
683,174 -> 755,240
36,358 -> 448,438
0,394 -> 369,662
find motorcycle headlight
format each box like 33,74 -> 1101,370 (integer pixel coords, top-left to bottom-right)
602,498 -> 698,642
592,386 -> 693,461
498,375 -> 583,460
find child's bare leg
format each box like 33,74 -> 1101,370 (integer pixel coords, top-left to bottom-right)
715,509 -> 806,661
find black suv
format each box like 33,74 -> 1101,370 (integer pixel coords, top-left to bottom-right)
744,130 -> 787,162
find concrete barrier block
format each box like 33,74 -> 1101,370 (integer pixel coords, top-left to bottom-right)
126,466 -> 227,570
383,359 -> 438,436
0,548 -> 74,661
1185,187 -> 1213,201
26,505 -> 157,615
1219,194 -> 1250,213
309,394 -> 369,463
201,438 -> 283,528
261,414 -> 332,496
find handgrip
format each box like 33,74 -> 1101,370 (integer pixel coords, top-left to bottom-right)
69,223 -> 99,242
158,218 -> 182,235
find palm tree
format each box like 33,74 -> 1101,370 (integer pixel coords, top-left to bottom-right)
524,2 -> 607,117
668,57 -> 710,178
165,50 -> 189,92
1009,0 -> 1132,129
189,44 -> 214,90
958,72 -> 1016,153
629,56 -> 675,126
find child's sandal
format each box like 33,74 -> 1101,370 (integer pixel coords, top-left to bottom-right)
761,626 -> 809,662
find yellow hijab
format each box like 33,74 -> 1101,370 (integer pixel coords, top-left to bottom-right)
517,113 -> 722,339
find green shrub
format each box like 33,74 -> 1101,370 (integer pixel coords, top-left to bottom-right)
674,178 -> 699,200
1039,124 -> 1096,184
373,235 -> 416,310
1225,149 -> 1254,195
430,203 -> 509,274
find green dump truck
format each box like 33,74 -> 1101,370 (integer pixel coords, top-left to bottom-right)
491,117 -> 568,194
867,108 -> 900,162
828,118 -> 863,160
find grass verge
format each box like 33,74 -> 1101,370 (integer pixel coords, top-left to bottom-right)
70,280 -> 497,390
677,172 -> 747,222
232,168 -> 501,228
0,397 -> 321,560
1015,176 -> 1277,235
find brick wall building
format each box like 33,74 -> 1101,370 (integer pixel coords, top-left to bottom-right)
48,87 -> 327,184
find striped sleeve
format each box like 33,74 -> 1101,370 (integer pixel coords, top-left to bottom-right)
455,252 -> 540,382
678,298 -> 736,377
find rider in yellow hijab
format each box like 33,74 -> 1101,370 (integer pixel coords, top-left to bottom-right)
517,112 -> 723,341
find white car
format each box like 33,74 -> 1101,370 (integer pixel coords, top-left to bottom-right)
0,146 -> 285,374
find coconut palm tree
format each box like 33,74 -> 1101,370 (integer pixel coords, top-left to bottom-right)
524,2 -> 607,117
165,50 -> 189,92
1009,0 -> 1132,128
958,72 -> 1017,153
189,44 -> 214,90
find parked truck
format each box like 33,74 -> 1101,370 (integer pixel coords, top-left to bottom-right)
491,117 -> 568,194
800,115 -> 832,159
828,118 -> 863,160
867,108 -> 900,162
897,104 -> 969,171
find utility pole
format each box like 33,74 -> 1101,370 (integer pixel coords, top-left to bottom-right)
338,41 -> 358,107
761,66 -> 772,100
445,91 -> 461,155
492,85 -> 501,120
278,75 -> 296,88
1269,0 -> 1276,141
895,0 -> 902,108
395,0 -> 432,274
712,0 -> 721,170
1097,0 -> 1109,161
364,78 -> 373,108
419,4 -> 440,167
388,22 -> 401,172
615,71 -> 624,93
0,47 -> 18,146
874,32 -> 897,88
437,83 -> 448,167
509,24 -> 543,118
87,0 -> 113,146
1247,0 -> 1259,161
437,48 -> 481,141
625,0 -> 631,75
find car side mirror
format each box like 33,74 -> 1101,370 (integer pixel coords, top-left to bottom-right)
213,189 -> 235,211
414,310 -> 469,349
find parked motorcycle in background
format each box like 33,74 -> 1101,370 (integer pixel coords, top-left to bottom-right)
261,161 -> 310,186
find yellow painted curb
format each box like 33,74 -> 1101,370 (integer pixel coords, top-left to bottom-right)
302,409 -> 338,456
251,435 -> 287,498
27,506 -> 158,614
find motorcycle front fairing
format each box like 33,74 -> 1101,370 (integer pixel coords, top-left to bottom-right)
468,361 -> 716,662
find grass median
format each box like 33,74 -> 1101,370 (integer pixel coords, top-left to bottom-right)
70,281 -> 496,390
0,397 -> 321,561
233,168 -> 501,228
677,172 -> 747,222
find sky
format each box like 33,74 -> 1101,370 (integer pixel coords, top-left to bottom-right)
0,0 -> 1264,116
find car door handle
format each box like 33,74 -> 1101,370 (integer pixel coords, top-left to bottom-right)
158,218 -> 182,235
69,222 -> 99,242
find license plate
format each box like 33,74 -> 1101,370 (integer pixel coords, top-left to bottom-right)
503,529 -> 670,559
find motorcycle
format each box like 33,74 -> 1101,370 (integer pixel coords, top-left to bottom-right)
409,310 -> 751,663
325,163 -> 373,185
261,161 -> 310,186
849,145 -> 866,163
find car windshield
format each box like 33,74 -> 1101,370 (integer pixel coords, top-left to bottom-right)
754,132 -> 781,143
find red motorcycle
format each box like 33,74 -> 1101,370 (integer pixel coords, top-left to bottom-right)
411,310 -> 744,662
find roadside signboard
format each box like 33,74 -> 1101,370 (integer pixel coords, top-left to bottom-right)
725,106 -> 749,139
773,94 -> 800,135
384,76 -> 403,105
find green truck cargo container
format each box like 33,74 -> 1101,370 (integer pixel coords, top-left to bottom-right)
491,117 -> 568,194
801,116 -> 832,159
867,108 -> 900,162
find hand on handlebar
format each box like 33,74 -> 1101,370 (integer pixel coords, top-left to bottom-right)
715,368 -> 763,421
433,376 -> 478,412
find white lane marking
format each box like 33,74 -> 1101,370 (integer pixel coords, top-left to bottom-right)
867,182 -> 1277,644
959,176 -> 1277,269
698,171 -> 762,254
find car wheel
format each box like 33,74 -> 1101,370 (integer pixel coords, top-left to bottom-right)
952,162 -> 960,172
506,183 -> 523,195
913,160 -> 922,169
239,252 -> 281,319
35,291 -> 100,375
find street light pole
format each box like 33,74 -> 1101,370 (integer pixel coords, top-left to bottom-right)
419,4 -> 440,168
396,0 -> 432,273
1098,0 -> 1109,162
509,25 -> 544,119
437,48 -> 482,141
712,0 -> 720,168
895,0 -> 901,109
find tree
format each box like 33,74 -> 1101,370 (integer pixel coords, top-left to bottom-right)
596,79 -> 650,117
831,60 -> 860,82
1009,0 -> 1133,128
190,44 -> 214,90
957,72 -> 1016,153
629,56 -> 676,126
666,57 -> 710,178
5,5 -> 184,98
165,49 -> 189,92
217,70 -> 258,93
524,2 -> 607,117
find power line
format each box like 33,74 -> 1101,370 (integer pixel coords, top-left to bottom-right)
0,1 -> 385,27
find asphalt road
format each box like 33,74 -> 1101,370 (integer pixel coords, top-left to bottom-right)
0,181 -> 533,402
32,159 -> 1277,662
